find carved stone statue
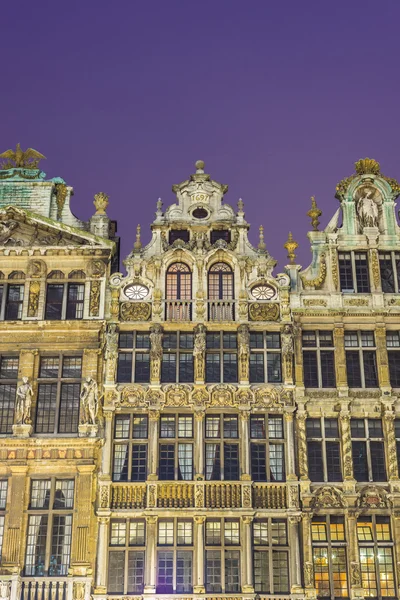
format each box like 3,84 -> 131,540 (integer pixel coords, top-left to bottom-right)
105,323 -> 119,382
80,377 -> 99,425
281,324 -> 294,381
356,188 -> 379,228
0,220 -> 18,244
15,377 -> 33,425
150,324 -> 163,381
194,324 -> 206,380
238,324 -> 250,381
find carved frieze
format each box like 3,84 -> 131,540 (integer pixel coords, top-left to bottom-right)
120,301 -> 151,321
249,302 -> 280,321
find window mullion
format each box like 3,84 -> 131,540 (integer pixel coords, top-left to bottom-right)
351,252 -> 357,292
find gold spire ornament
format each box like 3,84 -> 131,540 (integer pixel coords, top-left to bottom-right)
0,143 -> 46,169
355,158 -> 380,176
258,225 -> 266,251
307,196 -> 322,231
93,192 -> 109,215
134,224 -> 142,251
284,232 -> 298,264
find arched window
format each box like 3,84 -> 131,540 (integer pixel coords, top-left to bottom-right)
166,263 -> 192,300
208,263 -> 234,300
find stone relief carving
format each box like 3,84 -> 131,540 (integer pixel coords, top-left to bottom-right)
358,486 -> 388,509
311,486 -> 345,509
120,302 -> 151,321
150,324 -> 163,380
249,302 -> 279,321
238,324 -> 250,380
193,324 -> 206,380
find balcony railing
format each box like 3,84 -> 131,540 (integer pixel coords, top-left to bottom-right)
21,580 -> 68,600
165,301 -> 192,321
208,300 -> 235,321
109,481 -> 287,510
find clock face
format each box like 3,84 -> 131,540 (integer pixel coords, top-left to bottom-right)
124,284 -> 149,300
251,284 -> 276,300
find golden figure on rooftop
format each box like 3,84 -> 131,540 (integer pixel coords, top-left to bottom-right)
0,143 -> 46,169
307,196 -> 322,231
284,231 -> 298,264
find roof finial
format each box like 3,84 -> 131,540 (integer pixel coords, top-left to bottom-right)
93,192 -> 109,215
258,225 -> 266,251
307,196 -> 322,231
156,197 -> 163,217
195,160 -> 205,174
237,198 -> 244,214
284,232 -> 298,264
134,224 -> 142,251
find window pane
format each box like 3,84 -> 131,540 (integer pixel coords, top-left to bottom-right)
179,353 -> 194,383
380,256 -> 395,293
110,521 -> 126,545
177,520 -> 193,545
157,550 -> 174,593
267,353 -> 282,383
129,520 -> 145,545
273,550 -> 289,593
54,480 -> 74,508
352,441 -> 368,481
25,514 -> 48,575
135,353 -> 150,383
223,415 -> 238,438
251,443 -> 267,482
339,253 -> 354,291
254,551 -> 269,592
223,353 -> 237,383
370,441 -> 387,482
0,357 -> 19,379
269,416 -> 284,439
326,442 -> 342,482
355,252 -> 370,293
160,416 -> 175,438
206,353 -> 220,383
363,351 -> 378,387
127,551 -> 145,594
251,416 -> 265,439
206,520 -> 221,545
45,284 -> 64,320
117,353 -> 132,383
206,550 -> 222,592
321,351 -> 336,387
131,444 -> 147,481
346,351 -> 362,387
389,352 -> 400,386
307,442 -> 323,481
113,445 -> 129,481
250,353 -> 264,383
176,551 -> 192,593
159,445 -> 174,480
178,443 -> 193,480
178,416 -> 193,438
50,514 -> 72,575
66,284 -> 84,319
225,550 -> 240,592
303,351 -> 318,387
132,415 -> 148,438
0,384 -> 16,434
161,354 -> 176,383
59,383 -> 80,433
108,551 -> 125,594
62,357 -> 82,378
224,444 -> 239,480
224,520 -> 240,545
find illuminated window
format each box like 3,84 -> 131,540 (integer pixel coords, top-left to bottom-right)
166,263 -> 191,300
108,519 -> 145,594
357,516 -> 395,599
157,519 -> 193,593
253,518 -> 289,594
112,414 -> 148,482
312,516 -> 348,599
25,479 -> 74,576
206,518 -> 240,593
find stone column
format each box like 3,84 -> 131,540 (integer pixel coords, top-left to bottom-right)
240,410 -> 251,479
144,516 -> 158,594
333,326 -> 347,390
347,510 -> 364,599
95,515 -> 110,592
193,516 -> 206,593
194,411 -> 205,479
148,410 -> 160,479
383,408 -> 399,481
1,466 -> 28,569
284,410 -> 296,480
293,322 -> 304,387
101,412 -> 113,477
339,405 -> 354,483
71,465 -> 96,573
296,404 -> 308,481
241,516 -> 254,593
376,324 -> 391,390
302,512 -> 315,592
288,515 -> 303,593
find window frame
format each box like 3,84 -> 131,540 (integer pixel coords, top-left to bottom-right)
339,251 -> 370,293
108,518 -> 146,594
158,413 -> 194,481
0,279 -> 25,321
311,515 -> 348,600
25,478 -> 74,577
35,354 -> 82,435
205,413 -> 240,481
357,515 -> 395,599
379,251 -> 400,293
161,332 -> 194,384
306,417 -> 342,483
117,331 -> 150,384
205,332 -> 238,384
0,354 -> 19,435
45,279 -> 85,321
253,518 -> 290,594
156,518 -> 193,594
250,414 -> 286,482
345,331 -> 378,388
351,418 -> 387,482
112,414 -> 149,482
249,331 -> 282,384
205,517 -> 241,593
302,330 -> 336,388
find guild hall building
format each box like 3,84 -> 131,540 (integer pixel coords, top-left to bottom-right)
0,150 -> 400,600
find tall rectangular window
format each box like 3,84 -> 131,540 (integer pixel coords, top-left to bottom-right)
35,356 -> 82,434
302,331 -> 336,388
351,418 -> 386,482
250,415 -> 285,481
117,332 -> 150,384
25,479 -> 74,576
306,418 -> 342,482
249,332 -> 282,383
0,480 -> 7,560
112,414 -> 148,482
312,516 -> 348,599
157,519 -> 193,594
108,519 -> 145,594
159,414 -> 193,480
0,355 -> 19,434
205,414 -> 239,480
379,252 -> 400,293
45,283 -> 84,320
253,518 -> 289,594
387,331 -> 400,387
161,333 -> 194,383
345,331 -> 378,388
357,516 -> 395,598
205,519 -> 240,593
206,333 -> 238,383
5,284 -> 24,320
339,251 -> 370,293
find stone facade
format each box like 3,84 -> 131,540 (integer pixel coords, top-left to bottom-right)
1,152 -> 400,600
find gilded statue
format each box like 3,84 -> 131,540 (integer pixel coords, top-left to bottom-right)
281,324 -> 294,380
193,324 -> 206,380
80,377 -> 100,425
0,144 -> 46,169
15,377 -> 33,425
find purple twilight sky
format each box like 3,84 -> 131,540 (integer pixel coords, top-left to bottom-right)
1,0 -> 400,271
